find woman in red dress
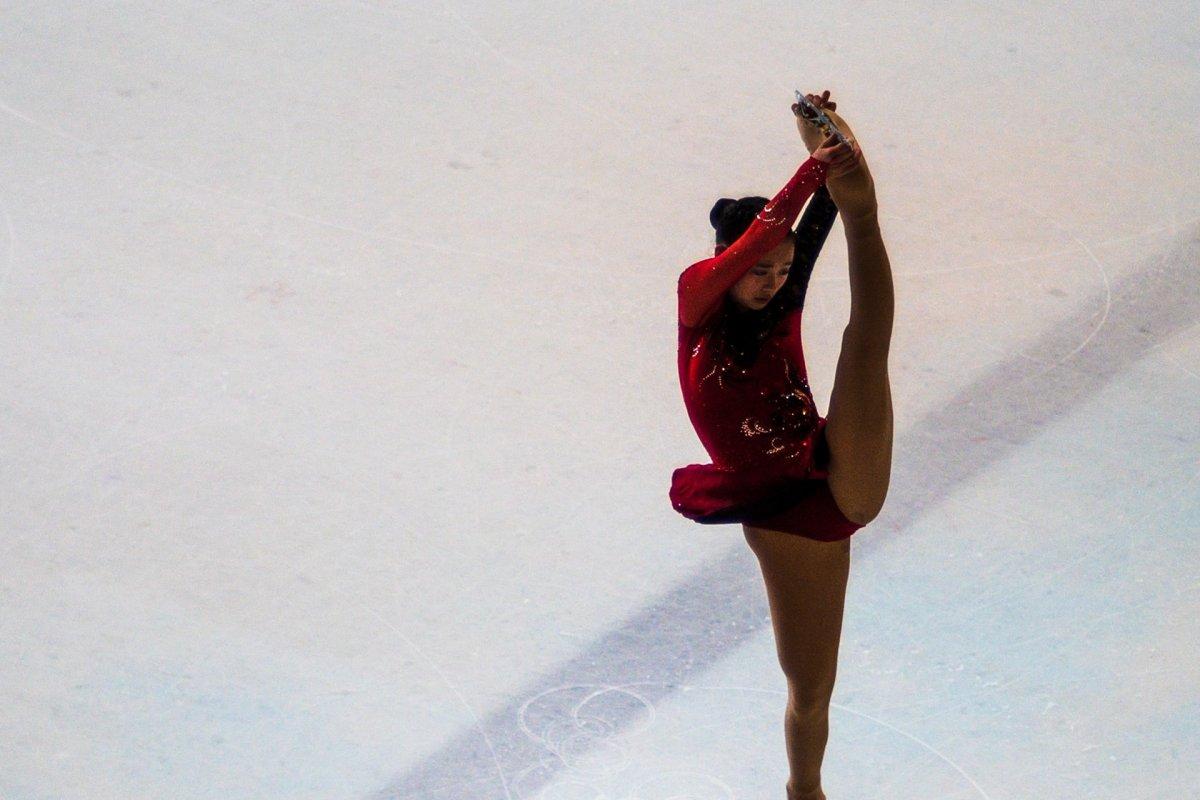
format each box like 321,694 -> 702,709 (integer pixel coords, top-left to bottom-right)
670,91 -> 894,800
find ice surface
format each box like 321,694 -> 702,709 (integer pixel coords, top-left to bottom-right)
1,2 -> 1197,799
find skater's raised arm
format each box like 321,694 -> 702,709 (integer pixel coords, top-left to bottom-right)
785,184 -> 839,312
678,154 -> 829,329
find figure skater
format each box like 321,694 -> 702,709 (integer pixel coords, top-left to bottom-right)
669,90 -> 894,800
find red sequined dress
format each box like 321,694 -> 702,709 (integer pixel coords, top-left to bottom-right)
670,155 -> 846,528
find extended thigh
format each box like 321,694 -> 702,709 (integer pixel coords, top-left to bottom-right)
824,334 -> 894,526
743,525 -> 851,707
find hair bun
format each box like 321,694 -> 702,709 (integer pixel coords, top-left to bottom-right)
709,198 -> 737,230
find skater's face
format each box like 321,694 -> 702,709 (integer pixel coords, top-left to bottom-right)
720,238 -> 794,311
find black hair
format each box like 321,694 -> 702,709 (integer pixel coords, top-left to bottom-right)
704,185 -> 839,366
710,196 -> 783,248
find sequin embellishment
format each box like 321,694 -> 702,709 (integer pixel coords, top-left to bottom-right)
737,358 -> 818,460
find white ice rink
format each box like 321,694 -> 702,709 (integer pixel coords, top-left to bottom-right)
2,2 -> 1198,799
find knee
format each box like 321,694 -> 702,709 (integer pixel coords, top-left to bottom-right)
787,688 -> 834,720
785,678 -> 836,717
839,484 -> 889,527
842,503 -> 881,527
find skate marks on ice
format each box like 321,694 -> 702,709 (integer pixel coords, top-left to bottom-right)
377,225 -> 1200,799
886,222 -> 1200,548
377,677 -> 997,800
373,548 -> 764,800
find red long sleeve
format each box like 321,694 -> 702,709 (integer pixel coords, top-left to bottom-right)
678,155 -> 829,328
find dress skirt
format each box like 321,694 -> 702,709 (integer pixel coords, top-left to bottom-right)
669,417 -> 864,542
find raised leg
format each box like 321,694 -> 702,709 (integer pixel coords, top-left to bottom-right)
743,525 -> 852,800
824,209 -> 895,527
799,103 -> 895,527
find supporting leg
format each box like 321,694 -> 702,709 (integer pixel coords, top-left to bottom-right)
744,526 -> 852,800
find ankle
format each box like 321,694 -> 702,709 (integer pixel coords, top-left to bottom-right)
827,173 -> 877,223
787,783 -> 826,800
842,207 -> 881,235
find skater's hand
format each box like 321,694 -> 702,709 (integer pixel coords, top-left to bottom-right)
799,90 -> 835,113
792,93 -> 873,216
812,133 -> 862,179
793,89 -> 837,150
